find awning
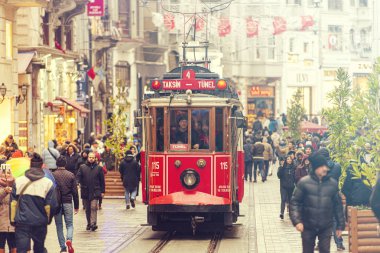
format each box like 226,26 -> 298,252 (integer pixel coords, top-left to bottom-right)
55,97 -> 90,116
18,52 -> 36,74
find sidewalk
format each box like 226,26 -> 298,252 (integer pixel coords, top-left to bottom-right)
252,166 -> 349,253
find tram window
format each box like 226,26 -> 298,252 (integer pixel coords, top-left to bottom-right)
191,110 -> 210,150
170,110 -> 189,149
156,108 -> 164,151
215,108 -> 224,152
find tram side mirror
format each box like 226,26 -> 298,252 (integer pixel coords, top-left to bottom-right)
233,111 -> 246,129
134,109 -> 142,127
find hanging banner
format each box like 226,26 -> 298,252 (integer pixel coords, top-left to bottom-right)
246,16 -> 259,38
301,16 -> 314,30
164,13 -> 175,30
195,17 -> 206,32
218,17 -> 231,37
273,16 -> 287,35
87,0 -> 104,17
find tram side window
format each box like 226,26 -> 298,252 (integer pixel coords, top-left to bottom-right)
215,108 -> 224,152
170,110 -> 189,148
191,110 -> 210,150
156,108 -> 164,151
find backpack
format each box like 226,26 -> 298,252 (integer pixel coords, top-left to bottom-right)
52,184 -> 63,216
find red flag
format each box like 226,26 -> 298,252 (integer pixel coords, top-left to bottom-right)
54,40 -> 66,54
195,17 -> 205,32
87,67 -> 96,80
301,16 -> 314,30
273,17 -> 287,35
218,17 -> 231,37
164,13 -> 175,30
246,17 -> 259,38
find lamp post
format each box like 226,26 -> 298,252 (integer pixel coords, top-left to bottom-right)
0,83 -> 6,104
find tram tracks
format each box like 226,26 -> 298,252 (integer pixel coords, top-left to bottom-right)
149,230 -> 223,253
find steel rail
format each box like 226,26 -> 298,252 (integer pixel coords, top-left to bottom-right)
149,230 -> 176,253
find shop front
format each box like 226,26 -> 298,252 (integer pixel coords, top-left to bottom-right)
246,85 -> 275,127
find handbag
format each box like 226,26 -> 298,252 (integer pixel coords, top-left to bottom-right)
47,148 -> 57,161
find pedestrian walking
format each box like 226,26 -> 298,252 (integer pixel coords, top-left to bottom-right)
290,153 -> 345,253
119,150 -> 140,209
53,156 -> 79,253
262,137 -> 273,177
295,155 -> 310,183
76,152 -> 105,231
64,144 -> 80,175
243,139 -> 253,182
0,163 -> 16,253
277,156 -> 296,219
101,146 -> 115,171
252,138 -> 265,182
10,153 -> 57,253
42,140 -> 60,171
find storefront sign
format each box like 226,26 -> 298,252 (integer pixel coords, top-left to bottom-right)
87,0 -> 104,17
249,86 -> 274,97
350,62 -> 373,74
287,71 -> 316,86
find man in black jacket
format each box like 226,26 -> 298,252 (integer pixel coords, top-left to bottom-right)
290,153 -> 345,253
119,150 -> 140,209
53,156 -> 79,253
76,152 -> 105,231
243,139 -> 253,182
371,176 -> 380,221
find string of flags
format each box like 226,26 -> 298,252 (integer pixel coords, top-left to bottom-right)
157,13 -> 314,37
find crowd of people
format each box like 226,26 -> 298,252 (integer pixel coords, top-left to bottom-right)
0,132 -> 142,253
245,113 -> 380,252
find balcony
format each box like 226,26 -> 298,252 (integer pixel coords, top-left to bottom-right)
6,0 -> 48,7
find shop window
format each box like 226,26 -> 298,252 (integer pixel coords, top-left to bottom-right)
5,21 -> 12,60
119,0 -> 131,37
328,0 -> 343,10
191,109 -> 210,150
156,108 -> 164,151
215,108 -> 224,152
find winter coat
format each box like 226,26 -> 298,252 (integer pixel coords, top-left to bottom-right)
262,142 -> 273,161
243,143 -> 253,162
252,142 -> 265,160
10,167 -> 57,226
295,164 -> 310,183
0,176 -> 14,232
342,164 -> 372,206
53,167 -> 79,209
119,156 -> 140,192
65,152 -> 80,175
327,160 -> 341,182
371,177 -> 380,222
277,163 -> 296,189
2,141 -> 18,159
252,120 -> 263,134
76,161 -> 105,200
290,174 -> 345,231
41,141 -> 60,170
101,151 -> 115,171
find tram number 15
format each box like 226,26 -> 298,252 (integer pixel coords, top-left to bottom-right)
220,162 -> 228,170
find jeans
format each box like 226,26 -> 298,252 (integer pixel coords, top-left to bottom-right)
54,203 -> 74,251
125,188 -> 138,205
301,226 -> 332,253
280,186 -> 294,215
332,217 -> 344,247
83,199 -> 98,227
253,159 -> 265,181
264,160 -> 270,175
244,161 -> 253,181
15,224 -> 47,253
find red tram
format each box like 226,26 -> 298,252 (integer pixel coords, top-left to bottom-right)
138,65 -> 245,233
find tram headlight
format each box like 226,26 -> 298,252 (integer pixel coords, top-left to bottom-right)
180,169 -> 200,189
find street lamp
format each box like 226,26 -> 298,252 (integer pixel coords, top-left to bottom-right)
0,83 -> 6,104
16,84 -> 28,105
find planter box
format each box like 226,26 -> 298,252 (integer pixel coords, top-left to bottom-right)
348,206 -> 380,253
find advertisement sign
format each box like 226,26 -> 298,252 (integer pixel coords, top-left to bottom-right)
215,156 -> 231,199
87,0 -> 104,17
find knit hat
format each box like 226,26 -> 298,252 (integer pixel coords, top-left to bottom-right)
30,153 -> 43,168
125,150 -> 134,157
317,147 -> 330,160
56,156 -> 67,167
177,115 -> 187,124
308,153 -> 328,171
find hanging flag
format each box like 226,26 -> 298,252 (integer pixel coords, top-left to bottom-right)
54,40 -> 66,54
273,16 -> 287,35
218,17 -> 231,37
301,16 -> 314,30
164,13 -> 175,30
246,16 -> 259,38
195,17 -> 206,32
87,67 -> 96,80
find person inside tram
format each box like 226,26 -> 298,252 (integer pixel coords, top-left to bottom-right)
191,120 -> 201,149
156,118 -> 164,151
199,121 -> 209,149
172,115 -> 189,145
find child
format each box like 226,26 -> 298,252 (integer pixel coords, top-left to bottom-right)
0,164 -> 16,253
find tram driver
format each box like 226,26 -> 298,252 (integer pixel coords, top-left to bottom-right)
172,115 -> 201,149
